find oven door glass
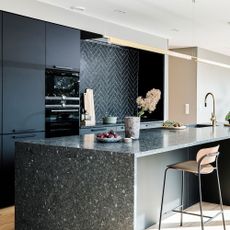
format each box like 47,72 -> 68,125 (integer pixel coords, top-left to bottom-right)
45,69 -> 80,97
45,108 -> 79,138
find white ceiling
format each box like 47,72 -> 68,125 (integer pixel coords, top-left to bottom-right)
36,0 -> 230,57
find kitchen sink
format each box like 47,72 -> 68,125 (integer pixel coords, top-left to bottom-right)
192,124 -> 214,128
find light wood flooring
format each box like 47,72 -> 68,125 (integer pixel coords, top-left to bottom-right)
0,203 -> 230,230
148,202 -> 230,230
0,206 -> 14,230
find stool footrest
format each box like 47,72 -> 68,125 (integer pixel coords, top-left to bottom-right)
172,208 -> 223,225
172,209 -> 212,219
204,211 -> 223,224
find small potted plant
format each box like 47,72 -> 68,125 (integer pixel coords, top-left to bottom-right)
124,88 -> 161,139
225,111 -> 230,124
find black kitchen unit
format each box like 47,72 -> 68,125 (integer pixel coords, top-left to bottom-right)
45,23 -> 81,138
0,11 -> 3,208
1,12 -> 45,208
46,22 -> 80,70
138,50 -> 164,121
45,67 -> 80,137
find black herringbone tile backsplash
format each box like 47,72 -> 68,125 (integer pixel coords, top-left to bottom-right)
80,40 -> 138,123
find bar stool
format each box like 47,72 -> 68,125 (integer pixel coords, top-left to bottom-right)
158,145 -> 226,230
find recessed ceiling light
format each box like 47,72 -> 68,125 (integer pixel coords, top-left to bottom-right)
113,9 -> 127,14
70,6 -> 85,11
171,28 -> 180,32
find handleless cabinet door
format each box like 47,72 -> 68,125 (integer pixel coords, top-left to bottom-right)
2,13 -> 45,134
1,132 -> 45,207
46,22 -> 80,70
3,13 -> 45,64
0,12 -> 2,134
2,67 -> 45,133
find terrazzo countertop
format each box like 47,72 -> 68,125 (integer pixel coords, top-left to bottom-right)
15,124 -> 230,230
20,124 -> 230,158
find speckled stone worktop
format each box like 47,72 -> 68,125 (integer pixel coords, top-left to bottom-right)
15,125 -> 230,230
20,125 -> 230,158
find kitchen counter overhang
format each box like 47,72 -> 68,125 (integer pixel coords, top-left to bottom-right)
18,125 -> 230,158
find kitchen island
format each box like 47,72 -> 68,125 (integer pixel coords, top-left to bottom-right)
15,125 -> 230,230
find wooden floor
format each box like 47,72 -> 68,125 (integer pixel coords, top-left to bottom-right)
148,202 -> 230,230
0,206 -> 14,230
0,203 -> 229,230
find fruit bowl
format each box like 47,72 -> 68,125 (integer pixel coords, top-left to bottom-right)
96,130 -> 122,143
96,136 -> 122,143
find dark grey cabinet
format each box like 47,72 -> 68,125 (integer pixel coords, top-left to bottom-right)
2,12 -> 45,134
2,67 -> 45,134
0,12 -> 46,208
0,13 -> 2,134
3,13 -> 45,65
46,22 -> 80,70
1,132 -> 45,207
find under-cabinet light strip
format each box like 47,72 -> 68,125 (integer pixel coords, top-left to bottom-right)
195,57 -> 230,69
106,36 -> 193,60
107,36 -> 230,69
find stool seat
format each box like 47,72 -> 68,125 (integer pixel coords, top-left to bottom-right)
169,160 -> 215,174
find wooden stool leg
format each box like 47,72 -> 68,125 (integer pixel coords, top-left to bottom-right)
158,168 -> 169,230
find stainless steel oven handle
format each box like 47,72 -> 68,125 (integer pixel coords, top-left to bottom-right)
51,109 -> 79,113
45,96 -> 80,101
45,105 -> 79,108
53,65 -> 74,70
65,97 -> 80,101
45,96 -> 62,100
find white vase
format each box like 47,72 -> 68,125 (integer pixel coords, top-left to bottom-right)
124,116 -> 140,139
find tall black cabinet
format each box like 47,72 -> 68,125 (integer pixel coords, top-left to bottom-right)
1,13 -> 45,207
0,12 -> 3,208
46,23 -> 80,70
0,13 -> 81,208
2,13 -> 45,134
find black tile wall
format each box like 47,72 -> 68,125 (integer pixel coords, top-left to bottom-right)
80,40 -> 138,123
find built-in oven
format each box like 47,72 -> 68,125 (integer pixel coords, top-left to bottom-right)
45,67 -> 80,138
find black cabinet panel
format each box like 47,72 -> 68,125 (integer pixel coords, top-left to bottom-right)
2,67 -> 45,134
2,12 -> 45,134
1,132 -> 44,208
0,13 -> 2,208
0,13 -> 2,135
3,12 -> 45,65
46,23 -> 80,70
138,50 -> 164,121
201,140 -> 230,205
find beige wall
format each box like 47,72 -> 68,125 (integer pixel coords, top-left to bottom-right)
169,48 -> 197,124
169,47 -> 230,124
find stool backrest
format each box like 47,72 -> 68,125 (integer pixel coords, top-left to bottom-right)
196,145 -> 219,165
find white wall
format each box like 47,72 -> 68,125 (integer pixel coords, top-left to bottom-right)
197,48 -> 230,123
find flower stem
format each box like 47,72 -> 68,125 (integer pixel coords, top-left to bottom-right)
137,108 -> 145,117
